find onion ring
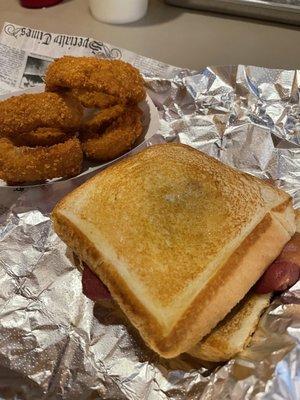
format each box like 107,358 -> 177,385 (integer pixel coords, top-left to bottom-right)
82,106 -> 143,162
0,137 -> 83,184
0,92 -> 83,138
45,56 -> 146,105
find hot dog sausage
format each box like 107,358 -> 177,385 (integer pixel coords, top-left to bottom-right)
255,260 -> 299,294
82,264 -> 111,301
255,233 -> 300,294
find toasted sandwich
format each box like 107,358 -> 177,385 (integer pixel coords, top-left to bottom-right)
52,143 -> 295,358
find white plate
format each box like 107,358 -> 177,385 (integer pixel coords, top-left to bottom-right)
0,85 -> 160,188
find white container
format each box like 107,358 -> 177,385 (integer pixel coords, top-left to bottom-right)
89,0 -> 148,24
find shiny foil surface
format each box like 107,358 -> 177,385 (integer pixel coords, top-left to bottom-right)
0,64 -> 300,399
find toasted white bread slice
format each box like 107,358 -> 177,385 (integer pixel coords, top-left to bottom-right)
52,143 -> 295,358
188,292 -> 271,362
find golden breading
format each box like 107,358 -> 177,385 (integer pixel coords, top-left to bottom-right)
13,127 -> 71,147
82,106 -> 143,162
0,138 -> 83,184
71,88 -> 118,109
0,92 -> 83,138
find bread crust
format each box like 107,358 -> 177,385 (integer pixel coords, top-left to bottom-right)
188,292 -> 271,362
53,200 -> 293,358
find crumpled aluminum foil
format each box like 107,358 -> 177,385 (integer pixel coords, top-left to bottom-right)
0,64 -> 300,400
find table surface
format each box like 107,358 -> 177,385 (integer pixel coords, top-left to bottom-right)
0,0 -> 300,71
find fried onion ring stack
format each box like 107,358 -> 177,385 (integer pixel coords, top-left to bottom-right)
45,56 -> 146,163
0,56 -> 146,185
0,92 -> 83,184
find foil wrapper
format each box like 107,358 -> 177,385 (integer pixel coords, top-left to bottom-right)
1,61 -> 300,399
